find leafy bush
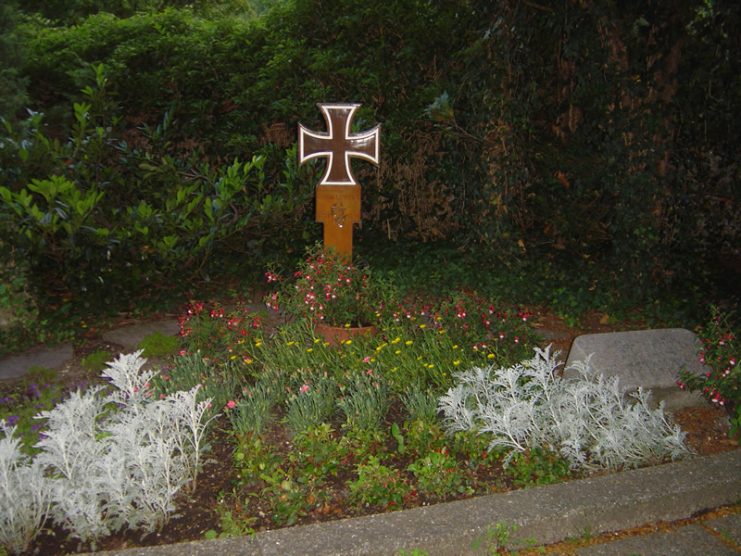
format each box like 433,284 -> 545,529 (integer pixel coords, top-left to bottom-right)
0,425 -> 50,555
506,447 -> 571,488
0,67 -> 314,304
348,455 -> 409,510
0,351 -> 215,551
267,246 -> 397,327
439,346 -> 690,470
0,241 -> 39,356
407,449 -> 468,499
678,306 -> 740,438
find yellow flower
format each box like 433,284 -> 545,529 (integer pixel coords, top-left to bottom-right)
314,338 -> 321,344
287,341 -> 295,347
375,343 -> 387,352
405,340 -> 413,346
391,367 -> 398,372
453,360 -> 461,366
230,355 -> 237,360
255,340 -> 263,347
438,329 -> 446,335
306,348 -> 313,353
344,339 -> 352,345
391,337 -> 401,345
419,324 -> 426,329
427,363 -> 434,369
452,344 -> 459,350
395,350 -> 401,355
487,353 -> 495,360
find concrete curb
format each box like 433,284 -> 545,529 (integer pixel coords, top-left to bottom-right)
100,449 -> 741,556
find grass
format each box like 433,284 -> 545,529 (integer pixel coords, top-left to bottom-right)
138,331 -> 179,357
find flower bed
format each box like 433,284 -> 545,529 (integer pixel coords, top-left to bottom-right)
1,281 -> 715,554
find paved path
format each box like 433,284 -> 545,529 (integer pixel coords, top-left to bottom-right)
0,318 -> 181,380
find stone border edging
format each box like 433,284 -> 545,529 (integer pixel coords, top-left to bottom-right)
98,449 -> 741,556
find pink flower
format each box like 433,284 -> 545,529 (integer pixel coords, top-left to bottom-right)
363,356 -> 372,363
226,400 -> 237,409
300,384 -> 310,394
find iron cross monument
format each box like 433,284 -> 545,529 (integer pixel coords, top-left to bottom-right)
298,103 -> 380,259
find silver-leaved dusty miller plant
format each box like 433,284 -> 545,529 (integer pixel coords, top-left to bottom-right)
0,351 -> 216,554
438,345 -> 690,470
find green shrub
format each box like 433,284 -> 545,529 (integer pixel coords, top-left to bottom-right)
348,455 -> 409,509
0,240 -> 38,356
678,307 -> 740,438
407,449 -> 469,499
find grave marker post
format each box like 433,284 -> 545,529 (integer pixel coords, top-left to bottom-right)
298,103 -> 380,259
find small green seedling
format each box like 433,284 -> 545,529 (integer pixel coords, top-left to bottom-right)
471,522 -> 517,555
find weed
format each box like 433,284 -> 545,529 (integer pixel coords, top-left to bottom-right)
348,456 -> 410,510
80,350 -> 112,372
471,522 -> 517,555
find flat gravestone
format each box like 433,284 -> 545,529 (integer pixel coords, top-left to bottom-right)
102,318 -> 179,351
564,328 -> 707,410
0,344 -> 74,380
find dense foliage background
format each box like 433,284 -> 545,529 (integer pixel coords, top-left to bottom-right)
0,0 -> 739,345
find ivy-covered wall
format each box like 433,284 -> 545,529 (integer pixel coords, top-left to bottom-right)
1,0 -> 739,303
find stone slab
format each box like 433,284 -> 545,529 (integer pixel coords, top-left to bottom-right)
102,319 -> 180,351
705,512 -> 741,547
96,449 -> 741,556
0,344 -> 74,380
575,524 -> 739,555
565,328 -> 708,410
